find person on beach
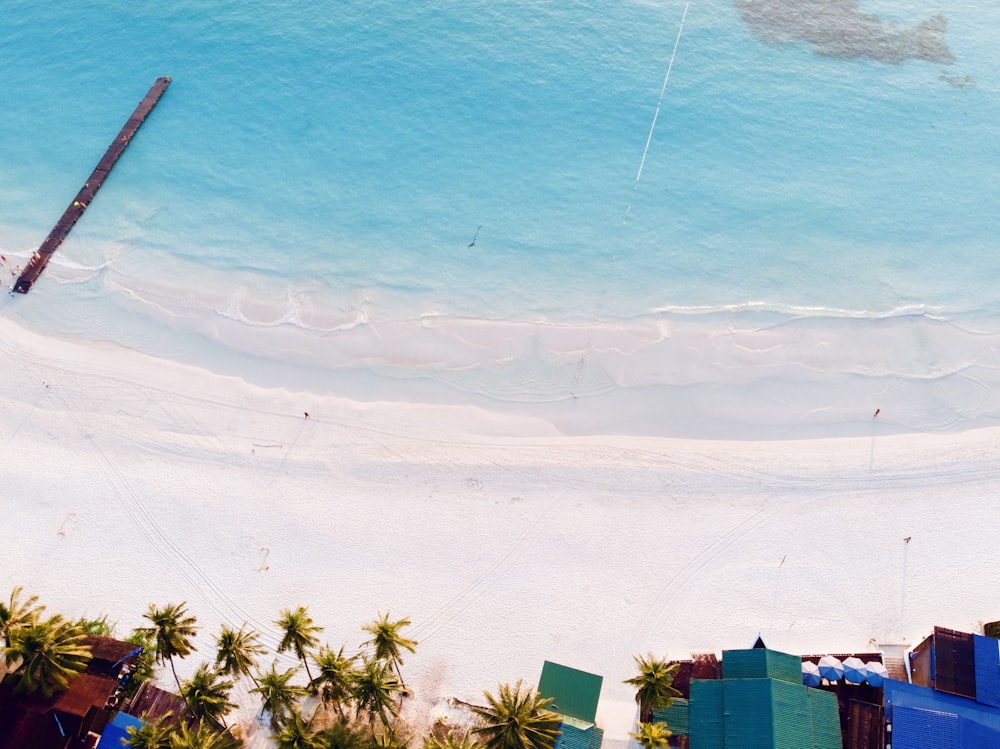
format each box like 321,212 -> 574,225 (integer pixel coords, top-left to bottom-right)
304,411 -> 310,419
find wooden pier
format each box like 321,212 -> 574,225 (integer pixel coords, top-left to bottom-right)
13,76 -> 171,294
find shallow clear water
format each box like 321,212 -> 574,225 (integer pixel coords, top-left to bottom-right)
3,1 -> 999,437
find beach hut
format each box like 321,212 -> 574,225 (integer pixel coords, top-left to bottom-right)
537,661 -> 604,749
687,647 -> 842,749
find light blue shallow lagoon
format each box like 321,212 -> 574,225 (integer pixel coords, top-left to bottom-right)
3,0 -> 999,438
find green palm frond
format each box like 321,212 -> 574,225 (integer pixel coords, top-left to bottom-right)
252,660 -> 309,731
629,722 -> 672,749
310,643 -> 358,716
470,680 -> 561,749
181,662 -> 236,728
276,606 -> 322,681
215,623 -> 266,683
352,656 -> 402,728
623,654 -> 680,723
0,586 -> 46,647
4,613 -> 92,697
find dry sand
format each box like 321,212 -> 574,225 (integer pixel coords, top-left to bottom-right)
2,316 -> 999,743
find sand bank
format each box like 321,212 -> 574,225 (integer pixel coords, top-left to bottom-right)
2,315 -> 999,742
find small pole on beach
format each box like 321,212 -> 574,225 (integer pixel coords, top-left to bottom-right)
900,536 -> 911,627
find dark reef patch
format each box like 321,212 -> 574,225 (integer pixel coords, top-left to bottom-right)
735,0 -> 955,65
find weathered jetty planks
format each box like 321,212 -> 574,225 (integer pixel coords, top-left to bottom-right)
13,76 -> 171,294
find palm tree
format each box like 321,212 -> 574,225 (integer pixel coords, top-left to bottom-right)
310,643 -> 358,718
0,586 -> 45,647
181,662 -> 237,729
351,656 -> 402,729
125,712 -> 174,749
274,707 -> 324,749
144,602 -> 198,691
168,720 -> 243,749
629,722 -> 672,749
424,729 -> 481,749
3,613 -> 92,697
276,606 -> 322,682
623,654 -> 680,724
252,660 -> 309,731
75,614 -> 114,636
316,721 -> 367,749
470,680 -> 561,749
215,623 -> 266,685
373,728 -> 409,749
360,612 -> 417,683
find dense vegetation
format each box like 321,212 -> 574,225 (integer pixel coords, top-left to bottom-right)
1,587 -> 675,749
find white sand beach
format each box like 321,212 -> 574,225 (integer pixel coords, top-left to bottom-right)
3,315 -> 1000,743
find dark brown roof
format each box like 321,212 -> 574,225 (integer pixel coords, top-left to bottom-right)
80,636 -> 134,667
0,709 -> 68,749
51,673 -> 118,718
126,681 -> 186,723
667,654 -> 720,698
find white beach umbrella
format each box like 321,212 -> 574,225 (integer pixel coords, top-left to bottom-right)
818,655 -> 844,681
802,660 -> 822,687
866,661 -> 889,687
842,656 -> 868,684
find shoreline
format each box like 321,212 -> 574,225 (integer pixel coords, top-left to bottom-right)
3,314 -> 1000,741
5,264 -> 1000,441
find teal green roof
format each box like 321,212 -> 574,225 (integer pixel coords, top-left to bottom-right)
555,720 -> 604,749
652,697 -> 689,736
807,688 -> 842,749
688,648 -> 843,749
538,661 -> 603,724
690,681 -> 725,749
721,649 -> 802,685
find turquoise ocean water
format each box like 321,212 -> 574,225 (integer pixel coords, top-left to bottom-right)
3,1 -> 999,437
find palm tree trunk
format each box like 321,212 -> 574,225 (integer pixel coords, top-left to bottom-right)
170,656 -> 182,692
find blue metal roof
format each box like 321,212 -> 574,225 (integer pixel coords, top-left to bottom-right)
95,712 -> 144,749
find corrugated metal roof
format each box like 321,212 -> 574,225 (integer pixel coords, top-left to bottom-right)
0,709 -> 67,749
538,661 -> 603,725
973,635 -> 1000,707
124,682 -> 186,723
80,636 -> 134,666
95,712 -> 144,749
721,649 -> 800,685
52,673 -> 117,718
723,680 -> 777,749
689,656 -> 843,748
884,679 -> 1000,734
891,705 -> 958,749
555,720 -> 603,749
807,688 -> 842,749
689,681 -> 723,749
935,627 -> 977,700
958,715 -> 1000,746
653,697 -> 689,736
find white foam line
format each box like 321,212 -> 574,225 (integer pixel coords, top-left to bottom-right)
635,2 -> 690,184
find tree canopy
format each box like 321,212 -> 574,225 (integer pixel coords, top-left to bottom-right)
470,680 -> 561,749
